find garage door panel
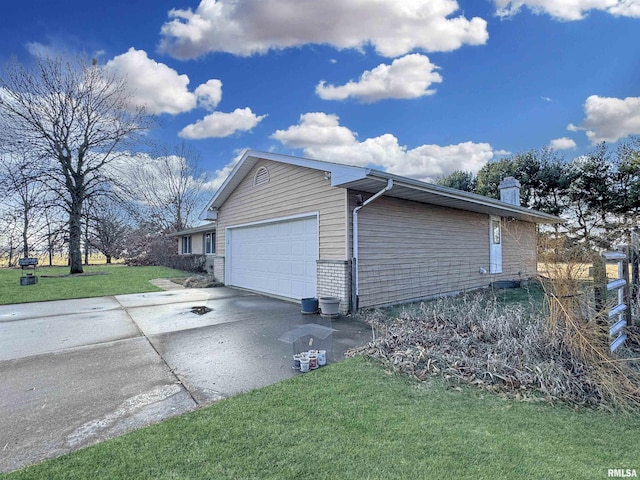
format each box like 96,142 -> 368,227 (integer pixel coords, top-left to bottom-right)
228,216 -> 318,300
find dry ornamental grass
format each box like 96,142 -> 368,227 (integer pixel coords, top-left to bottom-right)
349,280 -> 640,410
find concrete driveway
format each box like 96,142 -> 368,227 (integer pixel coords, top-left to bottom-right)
0,287 -> 372,473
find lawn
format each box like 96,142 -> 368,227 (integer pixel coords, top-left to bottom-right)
0,264 -> 189,305
4,356 -> 639,480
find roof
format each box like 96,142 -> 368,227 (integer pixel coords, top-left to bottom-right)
200,149 -> 563,225
167,222 -> 216,237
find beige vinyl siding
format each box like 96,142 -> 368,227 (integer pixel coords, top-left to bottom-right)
216,160 -> 348,260
357,195 -> 537,308
499,218 -> 537,280
178,233 -> 205,255
191,233 -> 204,255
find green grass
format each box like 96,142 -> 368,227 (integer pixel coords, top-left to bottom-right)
5,357 -> 639,480
0,265 -> 189,304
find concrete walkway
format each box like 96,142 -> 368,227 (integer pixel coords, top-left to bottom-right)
148,278 -> 185,290
0,288 -> 372,473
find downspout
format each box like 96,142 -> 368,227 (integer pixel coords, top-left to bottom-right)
352,178 -> 393,312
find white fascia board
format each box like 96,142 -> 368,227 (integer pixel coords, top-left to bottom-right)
198,149 -> 256,219
199,149 -> 368,219
366,171 -> 563,224
242,150 -> 369,186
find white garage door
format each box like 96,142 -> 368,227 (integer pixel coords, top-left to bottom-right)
227,215 -> 318,300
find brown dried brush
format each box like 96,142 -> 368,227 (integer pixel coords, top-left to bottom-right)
540,248 -> 640,410
350,241 -> 640,409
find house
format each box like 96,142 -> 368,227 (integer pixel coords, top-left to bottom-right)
199,150 -> 562,313
168,223 -> 216,271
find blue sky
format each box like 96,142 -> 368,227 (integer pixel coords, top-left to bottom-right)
2,0 -> 640,187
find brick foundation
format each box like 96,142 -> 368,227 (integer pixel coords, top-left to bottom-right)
317,260 -> 351,314
208,255 -> 225,282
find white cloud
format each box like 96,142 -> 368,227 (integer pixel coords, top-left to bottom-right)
104,48 -> 196,114
25,42 -> 58,57
608,0 -> 640,16
103,49 -> 265,139
493,0 -> 640,20
103,48 -> 224,115
203,150 -> 246,191
549,137 -> 577,150
104,48 -> 222,115
316,54 -> 443,103
570,95 -> 640,143
159,0 -> 488,59
195,79 -> 223,110
179,107 -> 267,139
271,112 -> 493,181
271,112 -> 357,147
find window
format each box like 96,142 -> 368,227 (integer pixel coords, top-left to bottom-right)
492,220 -> 501,245
489,217 -> 502,274
205,232 -> 215,254
181,236 -> 192,254
253,166 -> 270,186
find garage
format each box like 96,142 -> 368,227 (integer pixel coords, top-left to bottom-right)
226,215 -> 318,300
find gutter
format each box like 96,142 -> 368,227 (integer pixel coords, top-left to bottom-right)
363,171 -> 563,225
352,178 -> 393,311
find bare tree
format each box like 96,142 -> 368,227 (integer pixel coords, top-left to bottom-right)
41,202 -> 67,266
0,54 -> 151,273
0,208 -> 20,267
87,199 -> 131,264
123,143 -> 211,232
0,149 -> 48,259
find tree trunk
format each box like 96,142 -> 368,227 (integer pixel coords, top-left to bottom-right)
22,211 -> 30,258
106,255 -> 112,264
68,202 -> 84,274
8,239 -> 14,268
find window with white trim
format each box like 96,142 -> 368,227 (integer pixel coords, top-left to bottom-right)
492,219 -> 501,245
489,216 -> 502,274
205,232 -> 215,254
181,236 -> 192,254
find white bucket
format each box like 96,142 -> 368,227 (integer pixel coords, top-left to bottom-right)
292,354 -> 302,370
319,297 -> 341,317
299,357 -> 310,373
317,350 -> 326,366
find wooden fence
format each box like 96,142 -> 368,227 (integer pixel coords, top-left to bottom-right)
593,233 -> 639,353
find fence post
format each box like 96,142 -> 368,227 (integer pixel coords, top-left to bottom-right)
618,244 -> 631,326
632,228 -> 639,303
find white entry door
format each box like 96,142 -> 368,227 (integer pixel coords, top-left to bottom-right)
226,215 -> 318,299
490,216 -> 502,274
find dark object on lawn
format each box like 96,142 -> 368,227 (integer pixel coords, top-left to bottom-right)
20,274 -> 38,286
491,280 -> 520,289
191,306 -> 212,315
19,257 -> 39,286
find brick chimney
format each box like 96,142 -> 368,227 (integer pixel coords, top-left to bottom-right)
499,177 -> 521,206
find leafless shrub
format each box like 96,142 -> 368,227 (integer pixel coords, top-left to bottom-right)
350,275 -> 640,409
540,247 -> 640,410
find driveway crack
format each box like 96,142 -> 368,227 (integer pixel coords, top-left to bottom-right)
113,296 -> 201,407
